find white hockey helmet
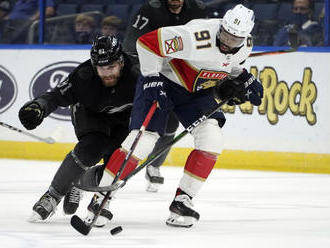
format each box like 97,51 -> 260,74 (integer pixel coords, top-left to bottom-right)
221,4 -> 255,38
217,4 -> 255,52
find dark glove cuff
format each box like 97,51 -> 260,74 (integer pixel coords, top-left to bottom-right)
237,69 -> 255,88
34,98 -> 47,109
34,97 -> 49,117
236,69 -> 250,82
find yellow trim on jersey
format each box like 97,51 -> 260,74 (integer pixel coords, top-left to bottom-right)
168,61 -> 189,91
168,60 -> 199,92
137,39 -> 159,56
158,28 -> 164,57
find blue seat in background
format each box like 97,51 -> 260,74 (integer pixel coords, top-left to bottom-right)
62,0 -> 88,4
130,3 -> 142,17
217,3 -> 236,17
112,0 -> 142,4
313,2 -> 324,21
88,0 -> 116,5
104,4 -> 129,21
56,3 -> 78,15
80,4 -> 104,13
253,3 -> 279,21
222,3 -> 236,12
277,2 -> 293,24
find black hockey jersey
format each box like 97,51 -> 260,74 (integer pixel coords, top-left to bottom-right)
36,54 -> 140,137
122,0 -> 208,53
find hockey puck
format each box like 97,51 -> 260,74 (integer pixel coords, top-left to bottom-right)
110,226 -> 123,235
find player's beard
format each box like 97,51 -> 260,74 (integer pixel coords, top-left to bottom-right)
168,0 -> 183,12
219,43 -> 231,53
101,74 -> 120,87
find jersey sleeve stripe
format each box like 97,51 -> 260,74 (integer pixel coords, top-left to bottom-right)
137,29 -> 165,57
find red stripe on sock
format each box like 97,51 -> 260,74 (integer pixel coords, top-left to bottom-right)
105,149 -> 139,180
184,149 -> 217,179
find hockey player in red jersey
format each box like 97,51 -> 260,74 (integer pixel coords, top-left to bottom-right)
94,4 -> 264,227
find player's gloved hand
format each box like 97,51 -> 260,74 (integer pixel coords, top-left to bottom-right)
237,70 -> 264,106
213,78 -> 246,105
143,76 -> 170,110
227,97 -> 245,106
18,100 -> 45,130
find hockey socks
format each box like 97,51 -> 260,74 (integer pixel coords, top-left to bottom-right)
167,150 -> 217,227
84,149 -> 139,226
98,148 -> 139,188
179,149 -> 217,198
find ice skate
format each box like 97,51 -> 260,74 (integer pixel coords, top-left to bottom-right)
29,191 -> 60,222
145,165 -> 164,192
63,186 -> 82,215
166,194 -> 200,228
84,194 -> 113,227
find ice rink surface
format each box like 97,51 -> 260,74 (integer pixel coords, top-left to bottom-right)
1,158 -> 330,248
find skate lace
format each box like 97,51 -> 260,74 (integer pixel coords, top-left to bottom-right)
147,165 -> 161,177
40,194 -> 58,212
68,187 -> 81,204
175,194 -> 194,208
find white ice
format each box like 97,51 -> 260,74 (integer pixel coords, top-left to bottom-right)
1,158 -> 330,248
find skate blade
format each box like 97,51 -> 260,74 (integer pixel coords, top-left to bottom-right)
84,214 -> 107,228
165,213 -> 195,228
146,182 -> 159,193
27,212 -> 43,222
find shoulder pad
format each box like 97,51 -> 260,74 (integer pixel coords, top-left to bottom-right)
76,63 -> 94,81
148,0 -> 161,8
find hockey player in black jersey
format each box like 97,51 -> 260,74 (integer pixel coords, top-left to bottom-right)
123,0 -> 208,54
18,35 -> 139,222
123,0 -> 209,192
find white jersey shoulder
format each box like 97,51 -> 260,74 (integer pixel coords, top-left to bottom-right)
159,18 -> 220,61
136,18 -> 253,89
158,18 -> 252,64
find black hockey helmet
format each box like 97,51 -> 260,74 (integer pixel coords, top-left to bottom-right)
90,35 -> 123,66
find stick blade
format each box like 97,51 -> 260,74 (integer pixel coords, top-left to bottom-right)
75,179 -> 126,192
71,215 -> 91,235
44,137 -> 56,144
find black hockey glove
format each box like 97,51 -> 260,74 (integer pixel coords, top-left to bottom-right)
19,100 -> 45,130
143,75 -> 170,110
237,70 -> 264,106
213,78 -> 246,105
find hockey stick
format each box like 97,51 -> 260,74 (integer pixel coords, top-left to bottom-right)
0,121 -> 55,144
249,48 -> 297,57
71,101 -> 158,236
76,96 -> 231,193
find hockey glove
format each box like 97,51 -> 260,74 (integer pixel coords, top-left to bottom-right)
143,76 -> 170,110
213,78 -> 246,105
237,70 -> 264,106
19,100 -> 45,130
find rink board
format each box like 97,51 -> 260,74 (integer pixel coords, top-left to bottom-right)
0,141 -> 329,174
0,47 -> 330,173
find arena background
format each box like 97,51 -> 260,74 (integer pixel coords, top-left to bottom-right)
0,45 -> 329,173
